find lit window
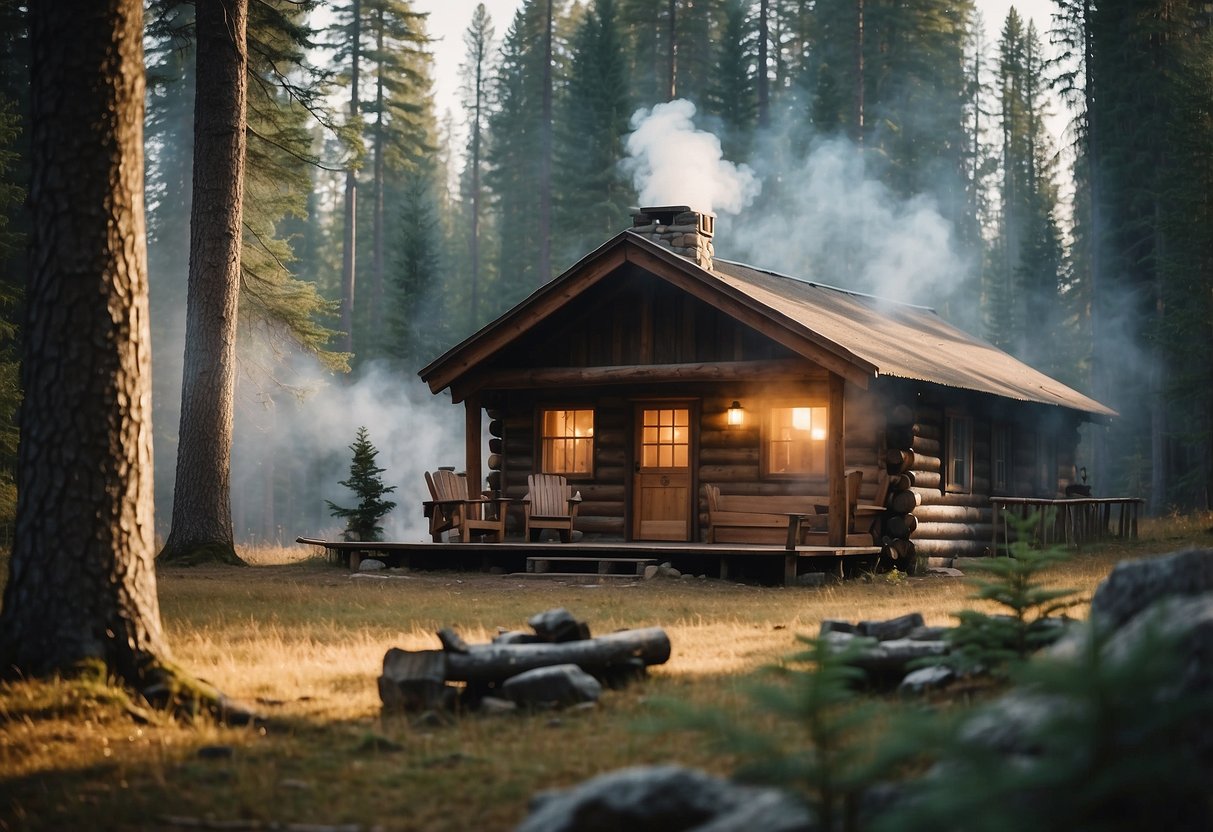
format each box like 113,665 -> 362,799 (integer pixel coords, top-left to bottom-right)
946,413 -> 972,493
640,408 -> 690,469
765,405 -> 828,476
540,409 -> 594,476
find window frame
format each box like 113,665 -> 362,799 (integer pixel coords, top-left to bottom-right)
761,402 -> 830,480
537,406 -> 596,480
944,411 -> 973,494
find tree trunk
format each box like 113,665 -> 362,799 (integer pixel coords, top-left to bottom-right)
538,0 -> 553,283
340,0 -> 361,356
370,10 -> 386,346
0,0 -> 170,681
159,0 -> 249,565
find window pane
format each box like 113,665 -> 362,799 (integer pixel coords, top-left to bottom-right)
541,409 -> 594,475
767,405 -> 827,475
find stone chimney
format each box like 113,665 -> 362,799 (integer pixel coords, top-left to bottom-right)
631,205 -> 715,270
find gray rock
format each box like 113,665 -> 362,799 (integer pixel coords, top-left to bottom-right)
501,664 -> 603,709
478,696 -> 518,715
528,608 -> 590,642
898,665 -> 956,695
819,619 -> 857,636
906,625 -> 951,642
643,564 -> 660,580
858,612 -> 925,641
516,764 -> 815,832
358,557 -> 386,572
926,566 -> 966,578
658,565 -> 683,579
1090,548 -> 1213,631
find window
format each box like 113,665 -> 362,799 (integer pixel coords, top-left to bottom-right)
764,405 -> 828,476
991,423 -> 1009,493
945,413 -> 972,493
540,408 -> 594,476
640,408 -> 690,469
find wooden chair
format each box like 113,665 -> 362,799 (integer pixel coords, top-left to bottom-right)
423,469 -> 508,543
802,470 -> 871,546
522,474 -> 582,543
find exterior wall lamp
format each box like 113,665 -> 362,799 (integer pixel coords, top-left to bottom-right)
727,400 -> 744,428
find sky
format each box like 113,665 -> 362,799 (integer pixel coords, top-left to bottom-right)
416,0 -> 1062,129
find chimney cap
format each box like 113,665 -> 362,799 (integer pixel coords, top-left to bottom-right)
633,204 -> 715,217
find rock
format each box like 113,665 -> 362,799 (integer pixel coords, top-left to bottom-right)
898,665 -> 955,695
821,630 -> 860,651
681,573 -> 695,580
659,565 -> 682,579
797,572 -> 827,587
820,620 -> 857,636
858,612 -> 925,641
478,696 -> 518,715
926,566 -> 965,578
906,625 -> 951,642
643,565 -> 660,580
1089,548 -> 1213,631
358,558 -> 386,572
516,764 -> 815,832
848,638 -> 950,686
501,664 -> 603,709
528,608 -> 591,642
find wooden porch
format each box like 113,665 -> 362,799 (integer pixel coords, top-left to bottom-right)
296,537 -> 882,587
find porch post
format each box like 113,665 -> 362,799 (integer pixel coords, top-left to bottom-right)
465,395 -> 483,495
828,374 -> 846,546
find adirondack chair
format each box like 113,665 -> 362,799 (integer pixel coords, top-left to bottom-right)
522,473 -> 582,543
424,469 -> 508,543
801,469 -> 872,546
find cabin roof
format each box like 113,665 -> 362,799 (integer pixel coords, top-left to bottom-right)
419,231 -> 1115,419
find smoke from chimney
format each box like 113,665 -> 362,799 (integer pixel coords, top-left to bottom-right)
622,99 -> 760,215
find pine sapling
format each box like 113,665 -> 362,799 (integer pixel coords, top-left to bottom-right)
326,426 -> 397,542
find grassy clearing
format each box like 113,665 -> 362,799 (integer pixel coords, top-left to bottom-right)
1,514 -> 1210,831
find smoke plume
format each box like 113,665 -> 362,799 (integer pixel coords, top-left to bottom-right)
622,99 -> 760,215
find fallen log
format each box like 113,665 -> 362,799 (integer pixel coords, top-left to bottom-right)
380,627 -> 671,692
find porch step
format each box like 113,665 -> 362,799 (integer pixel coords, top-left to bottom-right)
508,571 -> 641,580
525,556 -> 659,576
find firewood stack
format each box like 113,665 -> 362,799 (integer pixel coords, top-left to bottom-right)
882,404 -> 920,573
378,608 -> 671,714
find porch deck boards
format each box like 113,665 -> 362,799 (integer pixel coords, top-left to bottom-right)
296,538 -> 883,586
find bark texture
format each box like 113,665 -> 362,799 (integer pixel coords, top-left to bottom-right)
0,0 -> 169,680
160,0 -> 248,565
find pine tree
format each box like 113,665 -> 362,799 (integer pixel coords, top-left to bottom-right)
554,0 -> 634,267
456,3 -> 496,333
326,426 -> 397,541
704,0 -> 757,160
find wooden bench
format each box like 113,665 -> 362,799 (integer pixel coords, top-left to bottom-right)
702,485 -> 823,544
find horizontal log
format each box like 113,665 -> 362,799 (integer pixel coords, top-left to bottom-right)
888,490 -> 921,514
594,429 -> 628,449
887,449 -> 915,474
597,448 -> 626,467
489,437 -> 502,455
884,538 -> 915,562
486,471 -> 502,492
699,482 -> 829,497
699,447 -> 759,465
595,466 -> 626,483
700,429 -> 761,449
471,359 -> 821,392
489,419 -> 504,437
911,522 -> 994,541
575,516 -> 625,535
577,501 -> 625,517
487,453 -> 502,471
884,513 -> 918,537
913,488 -> 989,508
503,415 -> 531,431
909,471 -> 941,490
383,627 -> 672,687
909,539 -> 991,557
909,436 -> 941,456
889,472 -> 915,492
912,504 -> 991,524
909,453 -> 942,474
842,448 -> 881,467
699,464 -> 760,482
576,484 -> 626,501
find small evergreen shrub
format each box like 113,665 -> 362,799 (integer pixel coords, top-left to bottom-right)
326,426 -> 397,542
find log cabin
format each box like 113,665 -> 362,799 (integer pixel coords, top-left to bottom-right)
418,206 -> 1116,560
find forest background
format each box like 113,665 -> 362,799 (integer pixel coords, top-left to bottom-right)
0,0 -> 1207,547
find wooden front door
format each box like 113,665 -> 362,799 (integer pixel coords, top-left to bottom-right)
632,404 -> 693,541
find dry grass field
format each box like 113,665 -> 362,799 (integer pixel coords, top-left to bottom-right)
1,513 -> 1211,831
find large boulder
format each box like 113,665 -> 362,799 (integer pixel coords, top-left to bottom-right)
515,765 -> 815,832
1089,548 -> 1213,630
501,664 -> 602,709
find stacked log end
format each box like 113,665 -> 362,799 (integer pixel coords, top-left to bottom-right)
881,408 -> 919,573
